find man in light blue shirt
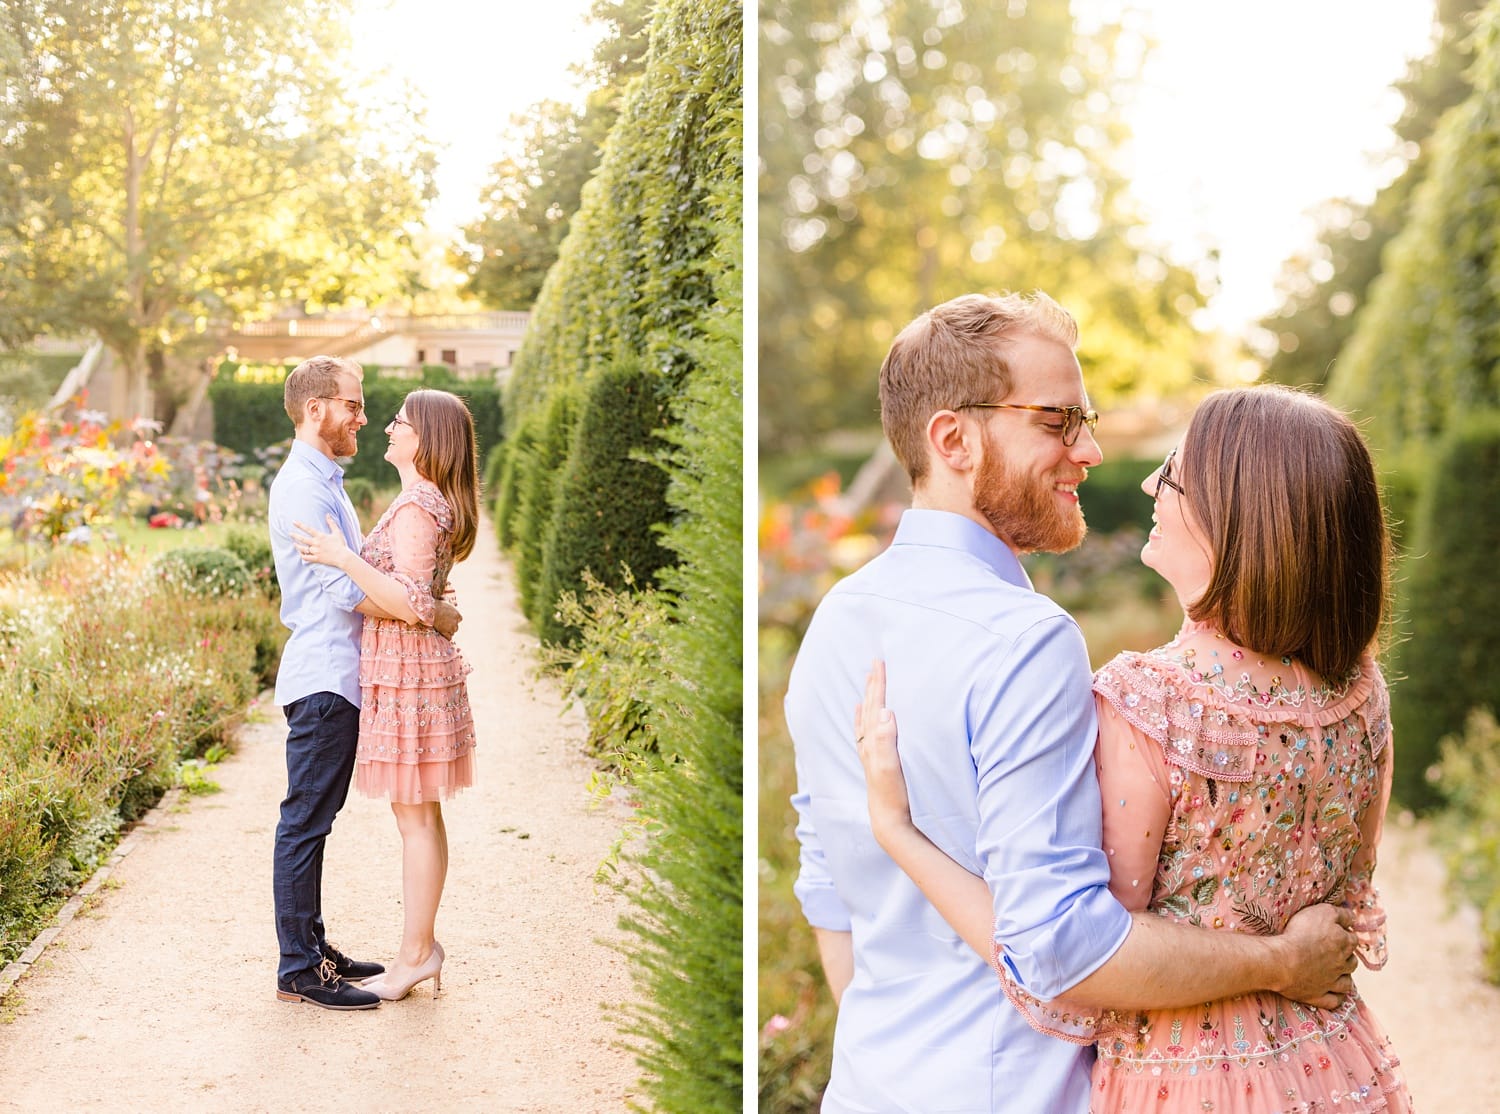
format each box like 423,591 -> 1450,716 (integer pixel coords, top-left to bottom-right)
785,293 -> 1356,1112
267,355 -> 458,1011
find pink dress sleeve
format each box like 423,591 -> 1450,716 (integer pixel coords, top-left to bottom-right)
1344,673 -> 1393,970
1095,699 -> 1174,914
386,502 -> 441,627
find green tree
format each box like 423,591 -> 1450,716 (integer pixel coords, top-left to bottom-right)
0,0 -> 435,427
504,0 -> 742,427
1259,0 -> 1482,390
1389,412 -> 1500,812
1326,2 -> 1500,456
454,0 -> 655,310
758,0 -> 1210,453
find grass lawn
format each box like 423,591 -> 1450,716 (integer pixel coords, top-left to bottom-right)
0,518 -> 256,562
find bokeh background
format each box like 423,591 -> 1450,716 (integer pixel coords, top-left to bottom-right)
757,1 -> 1500,1107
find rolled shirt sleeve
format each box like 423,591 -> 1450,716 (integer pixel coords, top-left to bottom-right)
790,742 -> 854,932
975,615 -> 1133,1000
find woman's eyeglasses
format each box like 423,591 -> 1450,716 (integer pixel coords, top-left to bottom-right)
1155,447 -> 1185,499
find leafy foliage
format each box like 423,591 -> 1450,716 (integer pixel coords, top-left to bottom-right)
455,0 -> 656,310
1260,0 -> 1482,391
503,0 -> 743,426
0,549 -> 285,962
1432,708 -> 1500,983
493,416 -> 540,549
536,360 -> 672,646
513,386 -> 581,625
1389,411 -> 1500,811
758,1 -> 1211,451
1327,3 -> 1500,457
608,275 -> 742,1113
146,546 -> 253,599
0,0 -> 435,424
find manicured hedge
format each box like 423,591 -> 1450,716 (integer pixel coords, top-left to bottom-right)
1389,411 -> 1500,811
536,360 -> 672,645
514,387 -> 581,626
208,365 -> 503,486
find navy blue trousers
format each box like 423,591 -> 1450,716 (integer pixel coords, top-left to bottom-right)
273,692 -> 358,984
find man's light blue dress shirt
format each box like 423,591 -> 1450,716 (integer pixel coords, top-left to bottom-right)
268,440 -> 368,709
785,509 -> 1133,1113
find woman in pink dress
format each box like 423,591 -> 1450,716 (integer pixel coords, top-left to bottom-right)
293,388 -> 479,1001
855,386 -> 1413,1111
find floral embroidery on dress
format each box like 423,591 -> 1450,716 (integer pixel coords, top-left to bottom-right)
353,479 -> 475,804
997,631 -> 1406,1111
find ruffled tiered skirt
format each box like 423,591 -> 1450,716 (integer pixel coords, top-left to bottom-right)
354,618 -> 475,803
1090,991 -> 1411,1112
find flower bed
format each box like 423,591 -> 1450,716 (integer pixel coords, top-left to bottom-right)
0,545 -> 286,965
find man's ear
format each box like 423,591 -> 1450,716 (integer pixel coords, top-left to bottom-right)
925,409 -> 979,476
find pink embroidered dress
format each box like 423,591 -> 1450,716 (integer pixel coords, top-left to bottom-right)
353,479 -> 475,804
1000,622 -> 1411,1113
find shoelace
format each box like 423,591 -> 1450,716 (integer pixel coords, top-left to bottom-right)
315,956 -> 342,986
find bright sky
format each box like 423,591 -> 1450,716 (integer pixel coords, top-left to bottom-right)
349,0 -> 608,235
1090,0 -> 1438,336
352,0 -> 1439,339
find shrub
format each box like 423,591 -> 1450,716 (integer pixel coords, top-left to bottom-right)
494,416 -> 540,550
221,523 -> 278,599
0,549 -> 285,963
1325,5 -> 1500,459
513,386 -> 580,624
1389,411 -> 1500,811
482,441 -> 508,513
1432,708 -> 1500,983
503,0 -> 742,428
147,546 -> 253,599
536,360 -> 672,645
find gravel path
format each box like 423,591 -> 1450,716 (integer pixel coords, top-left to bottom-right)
0,516 -> 640,1112
1357,817 -> 1500,1111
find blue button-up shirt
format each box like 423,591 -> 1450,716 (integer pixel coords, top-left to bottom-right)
785,509 -> 1132,1114
268,439 -> 367,708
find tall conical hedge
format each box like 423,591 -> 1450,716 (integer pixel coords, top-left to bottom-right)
536,359 -> 671,646
1390,411 -> 1500,811
513,386 -> 580,624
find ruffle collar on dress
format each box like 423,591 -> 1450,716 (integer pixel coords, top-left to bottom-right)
1093,632 -> 1390,782
389,479 -> 454,532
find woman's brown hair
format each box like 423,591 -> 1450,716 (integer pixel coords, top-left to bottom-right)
1181,386 -> 1390,683
404,389 -> 479,562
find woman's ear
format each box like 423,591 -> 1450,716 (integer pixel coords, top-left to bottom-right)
925,409 -> 978,476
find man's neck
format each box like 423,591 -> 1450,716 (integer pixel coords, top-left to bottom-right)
910,484 -> 1004,542
294,426 -> 336,461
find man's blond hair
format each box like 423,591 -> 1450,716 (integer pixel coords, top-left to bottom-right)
284,355 -> 364,425
879,292 -> 1078,483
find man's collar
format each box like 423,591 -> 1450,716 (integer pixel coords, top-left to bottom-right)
289,437 -> 344,480
892,508 -> 1031,590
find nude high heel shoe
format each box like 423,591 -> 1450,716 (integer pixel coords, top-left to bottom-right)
363,941 -> 444,1002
